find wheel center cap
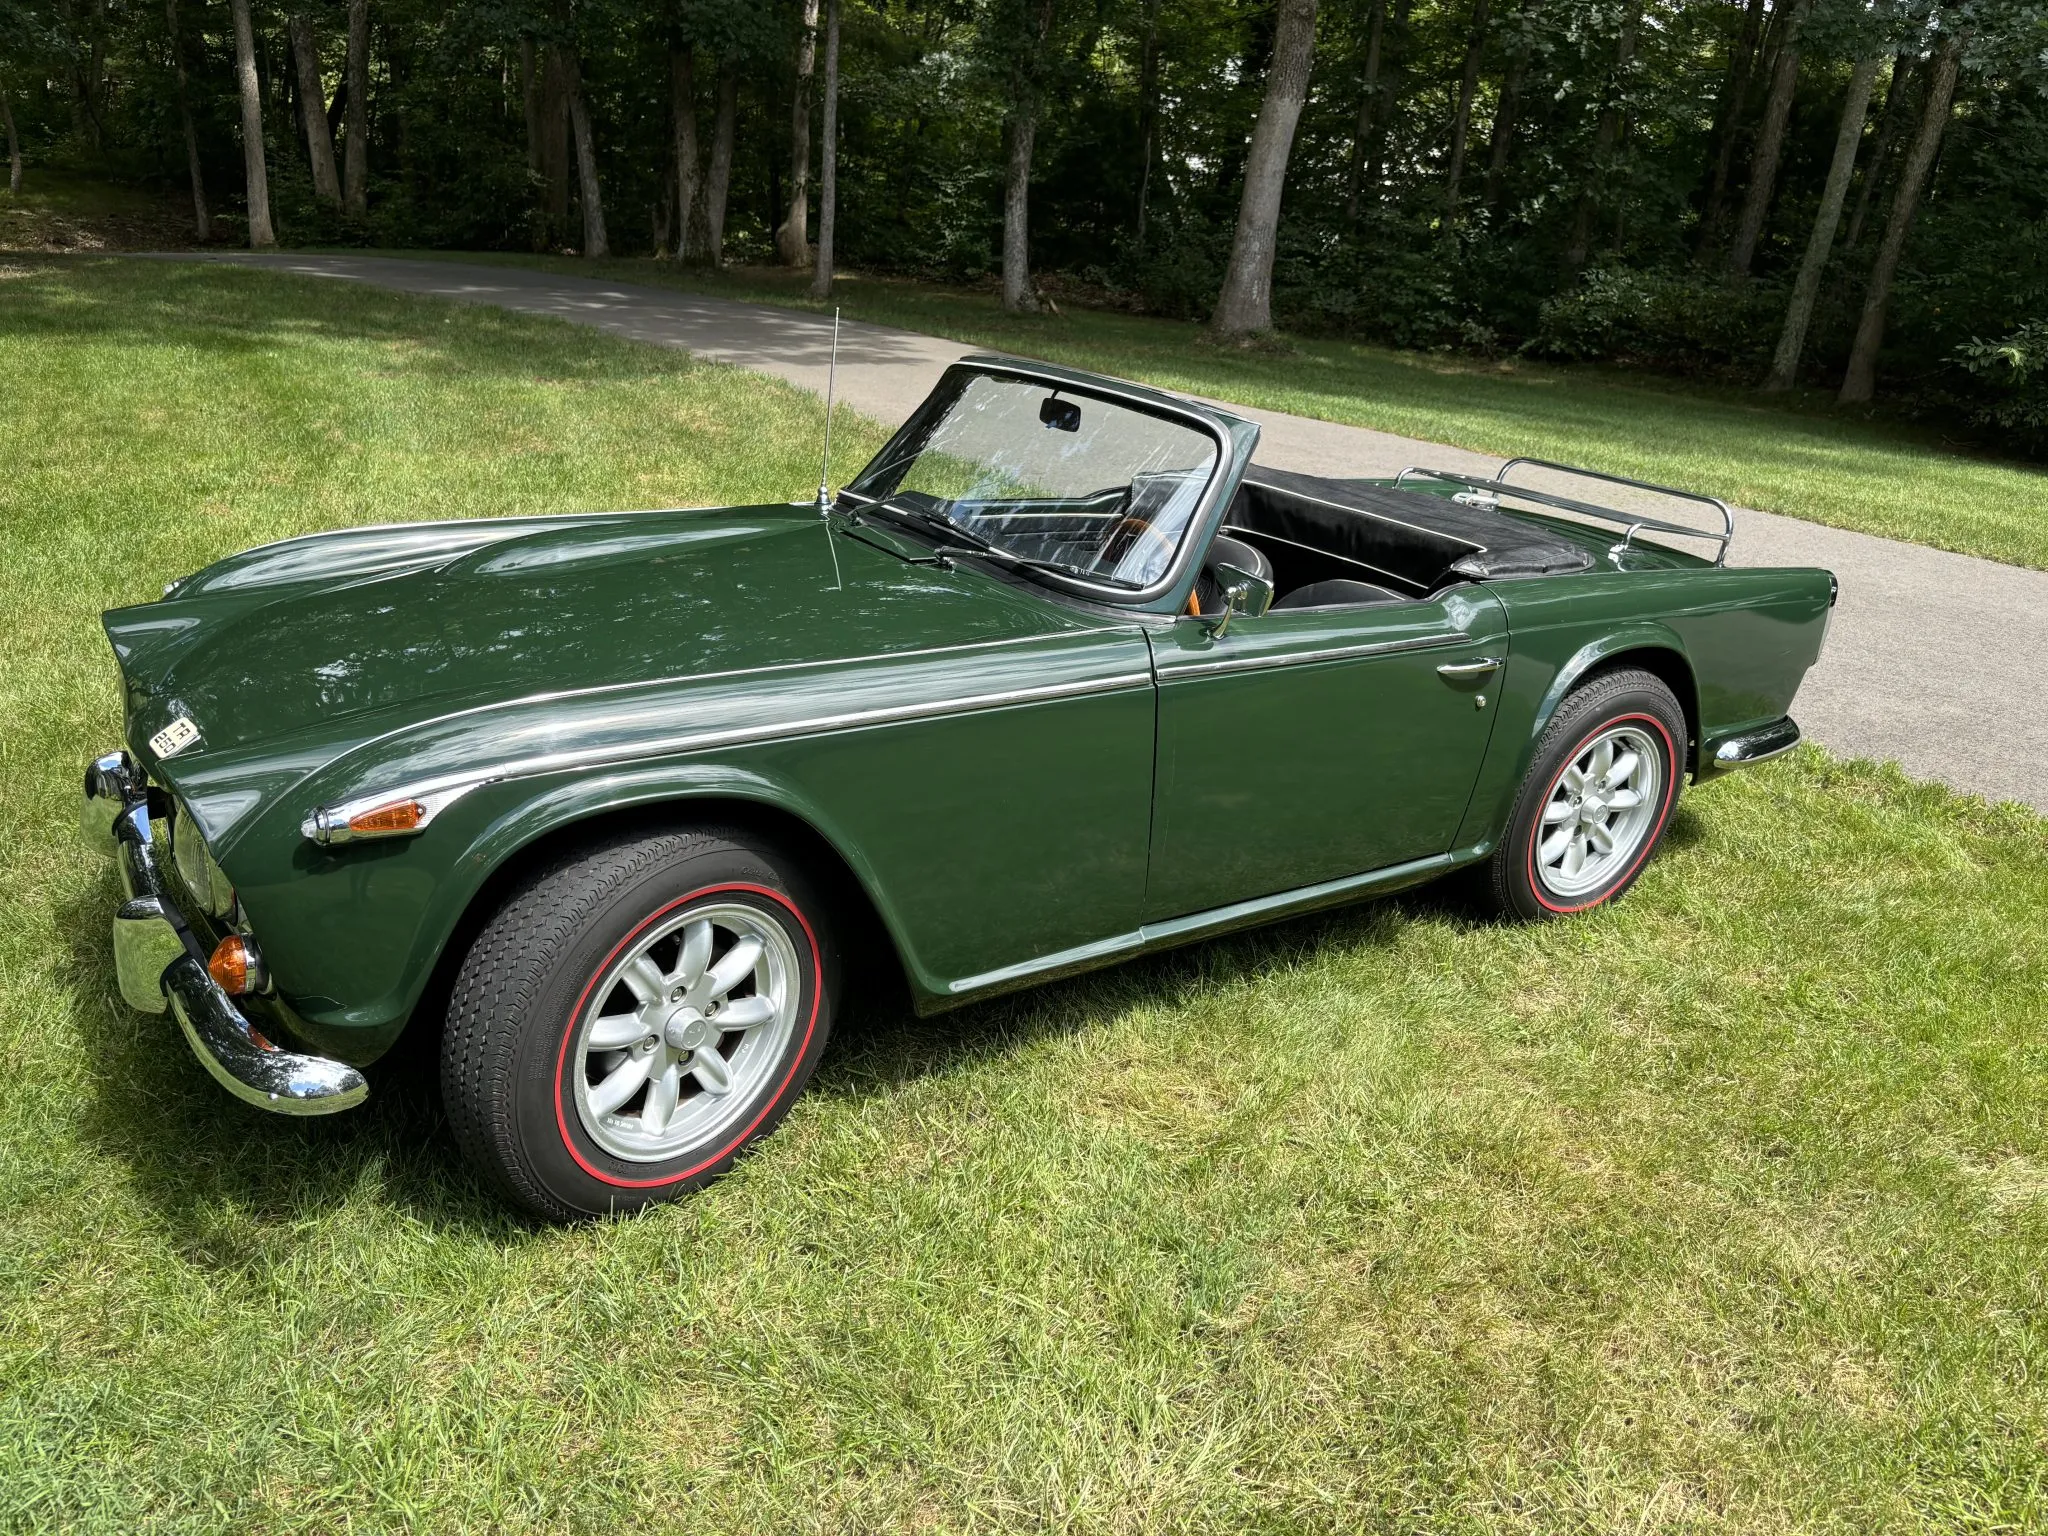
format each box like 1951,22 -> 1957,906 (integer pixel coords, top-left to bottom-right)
663,1007 -> 709,1052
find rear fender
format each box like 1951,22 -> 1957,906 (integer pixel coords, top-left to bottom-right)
1453,622 -> 1694,853
1536,627 -> 1698,767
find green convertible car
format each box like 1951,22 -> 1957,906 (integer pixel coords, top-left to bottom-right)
82,356 -> 1833,1220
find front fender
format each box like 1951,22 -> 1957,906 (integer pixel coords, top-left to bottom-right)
229,762 -> 909,1065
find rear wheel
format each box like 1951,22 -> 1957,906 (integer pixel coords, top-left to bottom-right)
442,826 -> 835,1221
1483,668 -> 1686,920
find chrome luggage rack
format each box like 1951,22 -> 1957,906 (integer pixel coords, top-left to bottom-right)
1394,457 -> 1735,566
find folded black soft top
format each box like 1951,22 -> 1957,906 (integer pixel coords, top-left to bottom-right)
1235,464 -> 1597,581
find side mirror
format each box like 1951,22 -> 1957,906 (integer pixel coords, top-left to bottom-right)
1039,395 -> 1081,432
1201,561 -> 1274,639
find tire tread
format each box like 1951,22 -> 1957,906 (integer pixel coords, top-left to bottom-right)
441,826 -> 760,1222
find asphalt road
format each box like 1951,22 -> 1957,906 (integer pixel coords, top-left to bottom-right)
153,252 -> 2048,812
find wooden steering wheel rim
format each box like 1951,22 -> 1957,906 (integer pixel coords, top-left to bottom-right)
1101,513 -> 1176,580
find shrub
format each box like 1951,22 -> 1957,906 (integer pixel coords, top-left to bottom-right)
1954,320 -> 2048,453
1526,267 -> 1780,372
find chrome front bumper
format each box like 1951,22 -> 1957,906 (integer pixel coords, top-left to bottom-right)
82,752 -> 368,1116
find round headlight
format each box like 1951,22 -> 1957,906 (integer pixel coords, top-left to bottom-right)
172,808 -> 236,918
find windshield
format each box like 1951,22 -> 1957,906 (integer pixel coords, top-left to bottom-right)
845,370 -> 1220,590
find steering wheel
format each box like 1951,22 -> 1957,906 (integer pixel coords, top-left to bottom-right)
1097,513 -> 1176,581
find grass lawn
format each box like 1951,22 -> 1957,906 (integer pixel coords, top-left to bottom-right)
431,251 -> 2048,574
5,257 -> 2048,1533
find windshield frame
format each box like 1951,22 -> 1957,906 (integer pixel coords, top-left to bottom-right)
839,361 -> 1238,607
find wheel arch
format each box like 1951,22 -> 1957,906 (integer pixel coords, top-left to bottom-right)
398,776 -> 916,1066
1538,632 -> 1702,777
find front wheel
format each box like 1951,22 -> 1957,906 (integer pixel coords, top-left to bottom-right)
1482,668 -> 1687,921
442,826 -> 835,1221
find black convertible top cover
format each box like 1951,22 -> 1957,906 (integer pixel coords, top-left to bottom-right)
1237,465 -> 1597,581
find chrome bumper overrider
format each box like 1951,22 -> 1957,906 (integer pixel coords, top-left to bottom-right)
1711,716 -> 1802,770
82,751 -> 368,1116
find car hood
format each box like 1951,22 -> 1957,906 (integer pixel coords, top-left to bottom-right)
107,504 -> 1089,834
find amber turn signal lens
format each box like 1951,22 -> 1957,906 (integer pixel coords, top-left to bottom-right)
208,934 -> 266,996
347,799 -> 426,837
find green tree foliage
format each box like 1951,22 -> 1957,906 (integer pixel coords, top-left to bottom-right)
3,0 -> 2046,446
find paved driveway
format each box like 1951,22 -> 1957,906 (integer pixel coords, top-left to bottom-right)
154,253 -> 2048,812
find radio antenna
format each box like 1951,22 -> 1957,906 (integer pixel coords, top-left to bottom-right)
815,306 -> 841,517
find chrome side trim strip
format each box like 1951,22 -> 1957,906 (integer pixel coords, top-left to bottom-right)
1158,630 -> 1472,681
946,843 -> 1485,997
311,669 -> 1156,840
342,625 -> 1130,753
263,625 -> 1136,849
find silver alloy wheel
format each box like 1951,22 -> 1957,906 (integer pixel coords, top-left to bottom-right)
571,902 -> 802,1163
1534,724 -> 1665,901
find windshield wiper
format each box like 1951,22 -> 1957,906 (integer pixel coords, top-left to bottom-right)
864,497 -> 1113,583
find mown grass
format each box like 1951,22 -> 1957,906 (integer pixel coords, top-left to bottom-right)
445,251 -> 2048,573
4,257 -> 2048,1533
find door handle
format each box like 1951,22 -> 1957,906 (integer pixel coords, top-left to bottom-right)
1436,656 -> 1503,680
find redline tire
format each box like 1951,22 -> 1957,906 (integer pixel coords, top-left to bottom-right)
441,827 -> 836,1221
1484,668 -> 1687,921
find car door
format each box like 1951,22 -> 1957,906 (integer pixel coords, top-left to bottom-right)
1144,584 -> 1509,920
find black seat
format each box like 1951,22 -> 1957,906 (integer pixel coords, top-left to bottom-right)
1272,578 -> 1404,610
1193,534 -> 1273,615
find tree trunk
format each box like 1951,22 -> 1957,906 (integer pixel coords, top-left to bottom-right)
1839,32 -> 1963,404
539,48 -> 571,242
703,62 -> 737,265
290,13 -> 342,207
1001,115 -> 1040,312
163,0 -> 210,236
670,42 -> 701,260
229,0 -> 276,246
1442,0 -> 1491,210
1344,0 -> 1386,221
1762,52 -> 1877,391
1,92 -> 18,196
809,0 -> 841,298
1133,0 -> 1160,242
1483,4 -> 1533,210
1845,50 -> 1913,250
343,0 -> 368,216
1563,0 -> 1637,273
520,36 -> 541,183
1695,0 -> 1767,256
561,45 -> 607,257
1365,0 -> 1410,193
1727,0 -> 1805,277
1211,0 -> 1318,338
777,0 -> 820,266
1000,0 -> 1057,313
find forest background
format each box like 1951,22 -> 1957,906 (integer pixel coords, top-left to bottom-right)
3,0 -> 2046,454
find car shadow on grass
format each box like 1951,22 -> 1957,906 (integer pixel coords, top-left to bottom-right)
57,807 -> 1703,1249
53,879 -> 531,1258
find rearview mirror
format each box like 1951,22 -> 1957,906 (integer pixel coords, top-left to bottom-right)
1201,561 -> 1274,639
1039,395 -> 1081,432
